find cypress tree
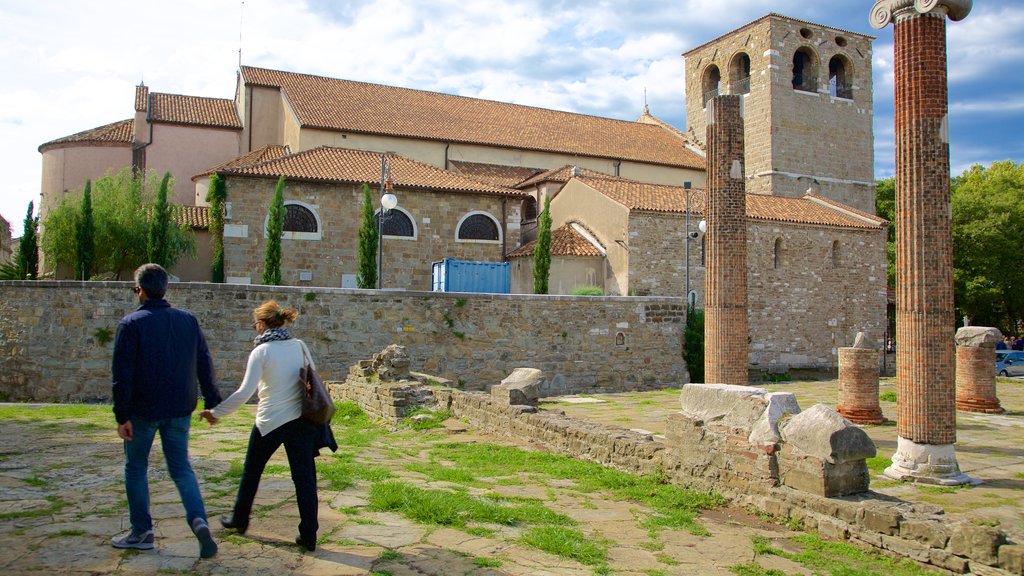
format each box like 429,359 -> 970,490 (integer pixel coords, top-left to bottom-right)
684,307 -> 705,384
147,172 -> 172,267
76,180 -> 95,280
533,194 -> 552,294
357,183 -> 378,289
263,176 -> 285,285
17,201 -> 39,280
208,174 -> 226,283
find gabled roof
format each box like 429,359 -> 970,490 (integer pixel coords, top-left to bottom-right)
683,13 -> 874,57
219,146 -> 526,196
449,161 -> 543,188
517,165 -> 620,188
38,119 -> 134,152
576,176 -> 886,229
508,223 -> 605,259
148,93 -> 242,129
240,66 -> 706,170
173,205 -> 210,230
192,145 -> 290,181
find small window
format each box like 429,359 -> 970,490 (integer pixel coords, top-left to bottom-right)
800,28 -> 813,39
284,204 -> 317,233
831,240 -> 840,268
457,212 -> 500,242
729,52 -> 751,95
829,55 -> 853,99
773,238 -> 783,269
701,236 -> 706,267
835,36 -> 848,47
522,196 -> 538,222
702,65 -> 721,107
792,48 -> 818,92
378,208 -> 415,238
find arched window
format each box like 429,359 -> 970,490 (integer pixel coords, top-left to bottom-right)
702,65 -> 721,107
284,203 -> 317,233
831,240 -> 841,268
456,212 -> 500,242
773,238 -> 783,269
829,55 -> 852,99
729,52 -> 751,95
522,196 -> 538,223
377,207 -> 415,238
792,47 -> 818,92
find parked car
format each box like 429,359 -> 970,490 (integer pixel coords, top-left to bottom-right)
996,350 -> 1024,377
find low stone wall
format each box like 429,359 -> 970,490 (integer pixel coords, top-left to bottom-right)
0,281 -> 687,401
333,374 -> 1022,575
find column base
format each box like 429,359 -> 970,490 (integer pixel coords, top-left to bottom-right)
955,397 -> 1004,414
837,406 -> 887,425
883,436 -> 978,486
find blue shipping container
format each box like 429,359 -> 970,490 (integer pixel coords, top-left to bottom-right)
431,258 -> 510,293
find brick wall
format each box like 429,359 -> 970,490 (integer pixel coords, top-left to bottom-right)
0,281 -> 688,402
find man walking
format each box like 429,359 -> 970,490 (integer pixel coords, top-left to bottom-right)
111,263 -> 222,559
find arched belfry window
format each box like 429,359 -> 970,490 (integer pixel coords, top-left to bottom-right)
829,55 -> 853,99
831,240 -> 841,268
702,65 -> 721,106
456,212 -> 500,242
377,207 -> 415,238
284,203 -> 317,233
773,238 -> 783,269
730,52 -> 751,95
792,47 -> 818,92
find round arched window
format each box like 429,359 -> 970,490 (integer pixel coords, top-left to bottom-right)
458,213 -> 499,241
378,209 -> 414,237
284,203 -> 318,233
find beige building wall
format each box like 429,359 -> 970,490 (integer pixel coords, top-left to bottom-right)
169,229 -> 213,283
242,84 -> 286,151
39,144 -> 132,217
548,180 -> 630,295
144,123 -> 241,205
510,254 -> 606,295
685,15 -> 875,213
223,176 -> 518,290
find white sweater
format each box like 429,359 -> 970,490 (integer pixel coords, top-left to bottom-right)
212,339 -> 313,435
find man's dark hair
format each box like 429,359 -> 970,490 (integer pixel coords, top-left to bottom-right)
135,263 -> 169,299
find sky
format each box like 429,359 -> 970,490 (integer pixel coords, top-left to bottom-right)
1,0 -> 1022,236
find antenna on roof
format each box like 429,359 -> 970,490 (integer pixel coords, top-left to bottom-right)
644,87 -> 648,114
238,1 -> 245,67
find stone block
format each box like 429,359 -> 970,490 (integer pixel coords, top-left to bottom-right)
861,507 -> 902,536
899,519 -> 949,549
779,404 -> 876,464
954,326 -> 1001,348
880,533 -> 931,563
490,367 -> 543,407
928,548 -> 970,574
949,523 -> 1005,566
999,544 -> 1024,575
749,392 -> 801,444
679,383 -> 769,430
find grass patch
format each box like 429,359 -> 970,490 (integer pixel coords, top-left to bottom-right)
866,455 -> 891,475
55,529 -> 88,537
0,496 -> 66,520
643,570 -> 668,576
405,461 -> 481,485
0,403 -> 109,424
377,549 -> 401,561
320,452 -> 393,490
400,408 -> 452,431
263,464 -> 290,475
751,534 -> 941,575
520,525 -> 607,566
332,402 -> 385,447
916,484 -> 969,495
473,556 -> 503,568
730,563 -> 787,576
879,391 -> 898,403
23,474 -> 47,487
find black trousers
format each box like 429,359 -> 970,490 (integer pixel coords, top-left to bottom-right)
233,417 -> 318,540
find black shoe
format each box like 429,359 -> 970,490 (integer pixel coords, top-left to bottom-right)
295,535 -> 316,552
191,518 -> 218,560
220,515 -> 248,534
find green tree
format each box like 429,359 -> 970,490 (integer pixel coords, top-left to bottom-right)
75,180 -> 95,280
874,177 -> 896,289
533,194 -> 552,294
684,307 -> 705,384
147,172 -> 172,267
357,183 -> 378,289
263,176 -> 286,285
17,201 -> 39,279
207,174 -> 227,283
951,161 -> 1024,332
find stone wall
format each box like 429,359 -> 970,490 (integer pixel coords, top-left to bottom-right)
0,281 -> 687,401
0,215 -> 11,265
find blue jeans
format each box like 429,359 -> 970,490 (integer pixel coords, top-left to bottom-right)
123,415 -> 208,532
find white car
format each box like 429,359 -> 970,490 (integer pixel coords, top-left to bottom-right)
995,350 -> 1024,377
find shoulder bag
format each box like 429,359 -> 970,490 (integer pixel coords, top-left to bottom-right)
298,340 -> 336,424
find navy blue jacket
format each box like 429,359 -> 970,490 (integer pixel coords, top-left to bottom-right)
112,299 -> 222,424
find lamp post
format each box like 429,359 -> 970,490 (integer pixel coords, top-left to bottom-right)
684,183 -> 706,309
377,154 -> 398,289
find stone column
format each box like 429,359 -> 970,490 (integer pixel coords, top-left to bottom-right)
871,0 -> 973,485
837,333 -> 886,425
955,326 -> 1004,413
703,95 -> 748,386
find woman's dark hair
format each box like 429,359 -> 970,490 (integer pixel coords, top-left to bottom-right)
134,263 -> 168,299
254,300 -> 299,329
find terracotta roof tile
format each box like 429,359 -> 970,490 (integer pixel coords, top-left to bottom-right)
517,165 -> 620,188
241,66 -> 706,170
173,205 -> 210,229
220,146 -> 525,197
192,145 -> 290,180
38,119 -> 134,152
149,93 -> 241,129
579,176 -> 885,229
508,223 -> 604,258
449,161 -> 543,188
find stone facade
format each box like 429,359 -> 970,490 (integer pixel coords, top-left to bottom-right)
0,281 -> 688,402
223,175 -> 518,290
684,14 -> 875,214
0,216 -> 11,264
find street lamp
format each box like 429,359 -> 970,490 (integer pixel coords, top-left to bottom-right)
684,183 -> 706,309
377,154 -> 398,289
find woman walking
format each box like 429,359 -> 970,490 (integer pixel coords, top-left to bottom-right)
200,300 -> 324,551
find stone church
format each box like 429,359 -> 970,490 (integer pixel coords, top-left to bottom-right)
36,13 -> 885,371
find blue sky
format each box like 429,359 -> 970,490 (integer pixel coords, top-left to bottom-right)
1,0 -> 1021,235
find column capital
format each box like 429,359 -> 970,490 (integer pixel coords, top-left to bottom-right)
869,0 -> 971,29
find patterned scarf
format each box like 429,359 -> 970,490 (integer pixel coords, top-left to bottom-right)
253,327 -> 292,346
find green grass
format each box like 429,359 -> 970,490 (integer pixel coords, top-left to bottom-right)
405,461 -> 482,485
879,391 -> 898,403
866,455 -> 891,475
23,474 -> 47,487
54,529 -> 88,537
377,549 -> 401,561
0,403 -> 109,424
750,534 -> 941,575
520,525 -> 607,566
473,556 -> 503,568
332,402 -> 385,447
730,563 -> 787,576
0,496 -> 66,520
320,452 -> 393,490
400,408 -> 453,431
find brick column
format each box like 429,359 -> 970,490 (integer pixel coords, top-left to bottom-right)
703,95 -> 748,386
955,326 -> 1004,413
870,0 -> 973,485
838,346 -> 886,425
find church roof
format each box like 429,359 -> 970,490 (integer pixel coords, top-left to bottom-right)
148,93 -> 242,129
218,146 -> 526,196
448,161 -> 544,188
38,118 -> 134,152
173,205 -> 210,230
192,144 -> 290,181
240,66 -> 706,170
578,176 -> 886,229
508,223 -> 605,259
517,165 -> 619,188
